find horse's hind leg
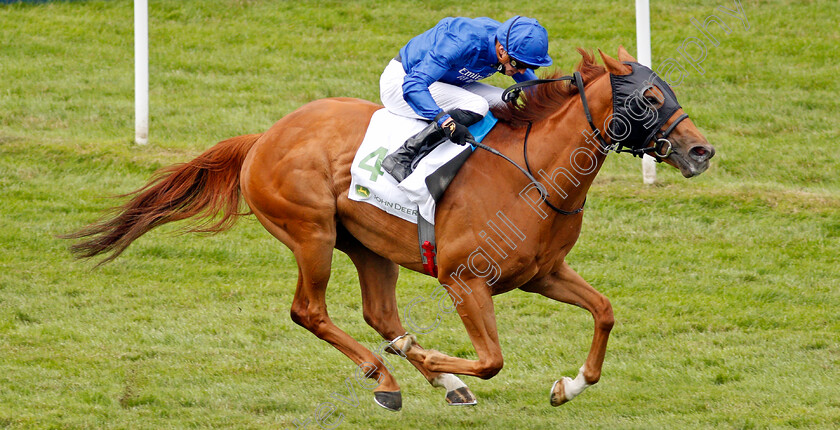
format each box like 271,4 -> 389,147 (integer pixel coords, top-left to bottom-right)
239,99 -> 406,409
336,235 -> 477,406
251,210 -> 404,411
520,261 -> 615,406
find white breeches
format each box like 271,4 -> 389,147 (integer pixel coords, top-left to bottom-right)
379,59 -> 505,120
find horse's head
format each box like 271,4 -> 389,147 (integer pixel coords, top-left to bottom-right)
599,47 -> 715,177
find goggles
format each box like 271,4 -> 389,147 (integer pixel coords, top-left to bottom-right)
509,57 -> 539,70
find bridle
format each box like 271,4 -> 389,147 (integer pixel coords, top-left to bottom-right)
471,66 -> 688,215
501,68 -> 688,161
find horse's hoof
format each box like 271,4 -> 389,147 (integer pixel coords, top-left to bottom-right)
550,379 -> 570,406
374,391 -> 402,412
445,386 -> 477,406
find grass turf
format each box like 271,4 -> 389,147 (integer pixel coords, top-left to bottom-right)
1,0 -> 838,428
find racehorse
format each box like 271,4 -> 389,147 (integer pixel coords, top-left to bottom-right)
63,48 -> 714,410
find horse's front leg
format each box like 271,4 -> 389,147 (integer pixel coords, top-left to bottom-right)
397,277 -> 505,381
337,236 -> 477,406
520,261 -> 615,406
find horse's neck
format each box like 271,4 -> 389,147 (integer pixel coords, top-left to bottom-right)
528,81 -> 613,214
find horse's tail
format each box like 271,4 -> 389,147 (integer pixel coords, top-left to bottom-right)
62,133 -> 262,265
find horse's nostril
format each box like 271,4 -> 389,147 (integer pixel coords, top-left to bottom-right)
689,145 -> 715,161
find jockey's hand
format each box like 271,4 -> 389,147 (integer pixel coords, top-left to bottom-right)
439,117 -> 474,145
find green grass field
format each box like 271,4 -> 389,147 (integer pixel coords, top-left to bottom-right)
1,0 -> 838,428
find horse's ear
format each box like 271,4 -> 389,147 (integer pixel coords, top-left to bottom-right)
599,49 -> 632,75
617,45 -> 637,63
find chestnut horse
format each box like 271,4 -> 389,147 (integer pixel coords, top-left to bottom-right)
64,48 -> 714,410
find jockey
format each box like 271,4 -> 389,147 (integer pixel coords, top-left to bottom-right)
380,15 -> 553,182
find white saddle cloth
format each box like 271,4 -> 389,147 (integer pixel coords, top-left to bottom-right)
348,109 -> 474,225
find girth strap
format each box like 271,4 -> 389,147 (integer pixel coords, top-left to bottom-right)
417,214 -> 437,277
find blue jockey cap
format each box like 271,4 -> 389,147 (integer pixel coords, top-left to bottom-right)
496,16 -> 553,67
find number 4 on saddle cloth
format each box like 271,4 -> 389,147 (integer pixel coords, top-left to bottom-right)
348,109 -> 498,276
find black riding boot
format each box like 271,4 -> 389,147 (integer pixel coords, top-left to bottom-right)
382,109 -> 484,182
381,121 -> 444,182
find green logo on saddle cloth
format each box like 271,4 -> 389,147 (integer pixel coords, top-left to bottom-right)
355,185 -> 371,198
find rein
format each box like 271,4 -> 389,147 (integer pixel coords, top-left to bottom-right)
473,69 -> 689,215
469,72 -> 596,216
469,139 -> 584,216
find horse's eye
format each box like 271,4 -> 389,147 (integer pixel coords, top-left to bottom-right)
644,93 -> 664,108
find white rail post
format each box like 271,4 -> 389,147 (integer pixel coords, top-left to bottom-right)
135,0 -> 149,145
636,0 -> 656,184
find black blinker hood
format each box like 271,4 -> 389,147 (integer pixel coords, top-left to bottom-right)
608,62 -> 682,150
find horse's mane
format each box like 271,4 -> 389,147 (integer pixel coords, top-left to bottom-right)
491,48 -> 607,127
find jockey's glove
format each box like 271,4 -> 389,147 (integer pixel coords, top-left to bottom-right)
435,113 -> 474,146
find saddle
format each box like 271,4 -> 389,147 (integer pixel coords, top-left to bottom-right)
348,109 -> 498,276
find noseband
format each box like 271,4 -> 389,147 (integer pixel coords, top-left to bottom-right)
648,112 -> 688,159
